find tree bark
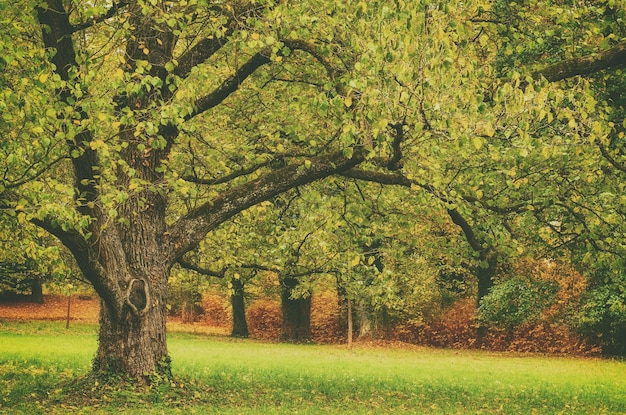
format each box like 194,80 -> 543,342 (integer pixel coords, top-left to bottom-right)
31,276 -> 44,304
533,40 -> 626,83
280,276 -> 312,342
230,277 -> 249,338
347,296 -> 353,350
92,271 -> 170,379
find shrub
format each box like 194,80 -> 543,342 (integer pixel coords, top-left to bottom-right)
311,291 -> 344,343
201,292 -> 231,327
478,276 -> 559,330
393,299 -> 477,349
571,283 -> 626,356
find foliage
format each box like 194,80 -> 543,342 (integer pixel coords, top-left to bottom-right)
394,298 -> 599,355
246,299 -> 281,341
310,290 -> 343,343
200,291 -> 231,327
478,275 -> 559,330
571,276 -> 626,356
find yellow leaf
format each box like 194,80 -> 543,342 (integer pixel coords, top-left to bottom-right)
483,122 -> 495,137
349,255 -> 360,268
344,94 -> 353,107
472,136 -> 484,150
568,118 -> 577,129
89,139 -> 105,150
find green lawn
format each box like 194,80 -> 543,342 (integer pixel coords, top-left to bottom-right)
0,320 -> 624,414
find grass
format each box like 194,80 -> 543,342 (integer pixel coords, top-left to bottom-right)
0,320 -> 625,414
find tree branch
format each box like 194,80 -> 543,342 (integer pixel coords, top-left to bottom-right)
597,140 -> 626,174
70,1 -> 132,33
340,168 -> 529,214
387,122 -> 405,171
446,208 -> 484,253
174,36 -> 231,80
177,257 -> 226,278
37,0 -> 101,219
165,150 -> 365,261
185,51 -> 271,120
533,40 -> 626,83
29,216 -> 124,318
174,3 -> 265,79
182,158 -> 274,185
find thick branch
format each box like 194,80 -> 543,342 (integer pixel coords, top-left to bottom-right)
177,257 -> 225,278
387,122 -> 405,171
186,51 -> 271,120
29,217 -> 124,317
597,140 -> 626,174
175,37 -> 230,80
183,158 -> 274,185
446,208 -> 484,253
340,168 -> 412,187
37,1 -> 101,218
70,1 -> 132,33
341,168 -> 528,214
174,3 -> 265,79
166,150 -> 365,261
534,40 -> 626,83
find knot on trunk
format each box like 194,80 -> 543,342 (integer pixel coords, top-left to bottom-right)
126,278 -> 150,315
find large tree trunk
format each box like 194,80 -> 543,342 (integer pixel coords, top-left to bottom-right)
230,277 -> 249,338
94,299 -> 169,378
280,276 -> 312,342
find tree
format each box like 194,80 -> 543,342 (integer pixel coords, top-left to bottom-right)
3,0 -> 402,380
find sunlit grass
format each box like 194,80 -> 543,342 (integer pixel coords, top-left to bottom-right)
0,320 -> 624,414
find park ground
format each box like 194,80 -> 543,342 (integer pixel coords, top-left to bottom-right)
0,294 -> 228,335
1,295 -> 625,414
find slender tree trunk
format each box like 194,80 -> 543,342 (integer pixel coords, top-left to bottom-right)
357,302 -> 373,340
347,296 -> 353,350
280,276 -> 312,342
230,277 -> 249,338
66,294 -> 71,329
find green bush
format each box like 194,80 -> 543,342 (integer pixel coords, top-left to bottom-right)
571,283 -> 626,356
478,276 -> 559,330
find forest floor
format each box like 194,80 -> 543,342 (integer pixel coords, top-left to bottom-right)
0,294 -> 229,335
0,294 -> 98,322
